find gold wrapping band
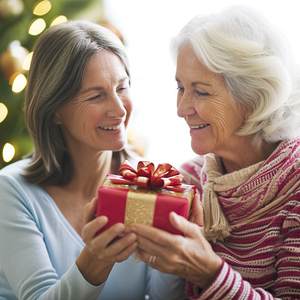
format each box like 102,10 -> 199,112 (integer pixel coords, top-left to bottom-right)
124,191 -> 157,227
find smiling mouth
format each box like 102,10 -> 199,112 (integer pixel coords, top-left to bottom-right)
190,124 -> 210,129
99,125 -> 121,131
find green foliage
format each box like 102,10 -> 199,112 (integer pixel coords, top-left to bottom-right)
0,0 -> 99,169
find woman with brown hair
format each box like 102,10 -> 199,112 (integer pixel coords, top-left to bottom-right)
0,20 -> 187,300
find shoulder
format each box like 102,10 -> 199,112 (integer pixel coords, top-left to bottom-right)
179,155 -> 206,191
0,158 -> 41,207
0,158 -> 31,184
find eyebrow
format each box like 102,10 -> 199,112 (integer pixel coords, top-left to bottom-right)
80,76 -> 129,95
175,77 -> 212,87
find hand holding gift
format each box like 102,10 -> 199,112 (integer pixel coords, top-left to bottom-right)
79,197 -> 138,285
96,160 -> 196,235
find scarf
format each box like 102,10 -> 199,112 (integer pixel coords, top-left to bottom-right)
202,138 -> 300,241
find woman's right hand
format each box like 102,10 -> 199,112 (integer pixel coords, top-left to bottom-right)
76,197 -> 138,286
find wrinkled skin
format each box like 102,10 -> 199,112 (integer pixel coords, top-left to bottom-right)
130,195 -> 222,290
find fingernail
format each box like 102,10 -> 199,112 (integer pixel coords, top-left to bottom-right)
127,233 -> 136,243
114,224 -> 124,232
171,211 -> 177,218
98,216 -> 107,226
130,226 -> 137,232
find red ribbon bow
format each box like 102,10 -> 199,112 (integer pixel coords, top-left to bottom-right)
109,160 -> 189,192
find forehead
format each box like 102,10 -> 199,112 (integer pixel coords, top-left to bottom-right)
176,46 -> 224,86
83,50 -> 126,80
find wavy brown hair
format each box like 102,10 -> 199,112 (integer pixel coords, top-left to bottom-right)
23,20 -> 131,185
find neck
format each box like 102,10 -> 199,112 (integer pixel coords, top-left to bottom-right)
66,150 -> 113,199
220,137 -> 280,174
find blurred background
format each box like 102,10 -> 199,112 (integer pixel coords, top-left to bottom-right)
1,0 -> 300,170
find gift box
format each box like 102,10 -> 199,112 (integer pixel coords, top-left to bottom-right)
96,160 -> 196,235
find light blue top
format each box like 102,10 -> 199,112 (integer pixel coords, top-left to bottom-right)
0,159 -> 187,300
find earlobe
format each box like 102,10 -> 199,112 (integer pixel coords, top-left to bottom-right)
53,112 -> 62,125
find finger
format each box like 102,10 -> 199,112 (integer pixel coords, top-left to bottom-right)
130,224 -> 176,248
169,212 -> 201,238
83,197 -> 98,225
189,194 -> 204,226
115,240 -> 138,262
135,233 -> 162,254
92,223 -> 126,249
82,215 -> 108,241
135,247 -> 150,263
135,248 -> 172,274
105,232 -> 137,260
135,248 -> 160,268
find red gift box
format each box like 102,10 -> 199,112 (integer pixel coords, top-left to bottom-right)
96,160 -> 196,235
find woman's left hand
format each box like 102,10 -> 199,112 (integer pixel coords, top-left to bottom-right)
130,199 -> 223,289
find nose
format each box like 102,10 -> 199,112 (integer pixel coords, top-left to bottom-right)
177,90 -> 195,119
106,93 -> 127,120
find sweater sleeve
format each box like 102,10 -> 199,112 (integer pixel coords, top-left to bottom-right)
186,260 -> 281,300
0,174 -> 105,300
186,201 -> 300,300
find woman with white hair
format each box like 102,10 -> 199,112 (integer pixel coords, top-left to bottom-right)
131,6 -> 300,299
0,20 -> 187,300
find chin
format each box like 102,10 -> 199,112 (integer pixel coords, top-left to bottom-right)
191,144 -> 210,156
111,140 -> 127,152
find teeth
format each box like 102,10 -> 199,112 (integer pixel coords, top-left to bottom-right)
191,124 -> 209,129
99,125 -> 121,131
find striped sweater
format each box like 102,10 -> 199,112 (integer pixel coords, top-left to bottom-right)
180,138 -> 300,300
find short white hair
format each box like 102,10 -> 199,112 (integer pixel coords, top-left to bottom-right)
171,6 -> 300,143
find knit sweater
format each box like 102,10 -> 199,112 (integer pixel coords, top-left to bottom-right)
180,138 -> 300,300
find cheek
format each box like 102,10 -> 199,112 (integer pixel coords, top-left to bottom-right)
122,96 -> 133,127
69,105 -> 100,133
205,100 -> 241,139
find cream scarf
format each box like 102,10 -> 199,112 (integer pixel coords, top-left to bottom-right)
202,139 -> 300,241
202,153 -> 264,241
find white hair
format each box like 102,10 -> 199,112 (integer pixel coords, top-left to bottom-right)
170,6 -> 300,143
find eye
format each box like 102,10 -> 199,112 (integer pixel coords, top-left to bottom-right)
118,86 -> 128,92
196,91 -> 210,97
87,94 -> 103,101
176,86 -> 184,93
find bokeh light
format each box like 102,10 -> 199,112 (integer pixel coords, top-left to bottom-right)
12,74 -> 27,93
33,0 -> 51,16
3,143 -> 15,163
50,15 -> 67,27
23,52 -> 33,70
28,18 -> 46,36
0,103 -> 8,123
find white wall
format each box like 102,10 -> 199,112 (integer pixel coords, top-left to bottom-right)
103,0 -> 300,167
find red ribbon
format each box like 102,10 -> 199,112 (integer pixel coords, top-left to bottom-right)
109,160 -> 191,192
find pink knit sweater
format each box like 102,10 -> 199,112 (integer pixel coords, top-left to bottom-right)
180,138 -> 300,300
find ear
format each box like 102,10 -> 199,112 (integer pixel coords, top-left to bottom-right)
244,105 -> 252,120
53,112 -> 63,125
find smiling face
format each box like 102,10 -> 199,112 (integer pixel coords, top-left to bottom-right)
176,46 -> 245,157
54,50 -> 132,154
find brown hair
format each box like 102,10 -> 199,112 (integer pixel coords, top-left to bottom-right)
23,20 -> 131,185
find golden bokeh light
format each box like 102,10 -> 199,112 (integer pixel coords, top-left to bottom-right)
127,126 -> 139,141
9,72 -> 20,85
23,52 -> 33,70
12,74 -> 27,93
0,103 -> 8,123
50,15 -> 67,27
33,0 -> 51,16
3,143 -> 15,163
28,18 -> 46,36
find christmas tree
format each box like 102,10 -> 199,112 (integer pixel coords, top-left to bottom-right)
0,0 -> 99,169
